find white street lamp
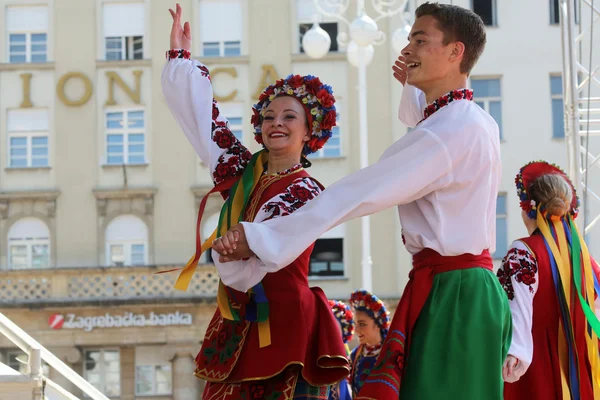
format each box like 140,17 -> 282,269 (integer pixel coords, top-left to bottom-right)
302,0 -> 411,292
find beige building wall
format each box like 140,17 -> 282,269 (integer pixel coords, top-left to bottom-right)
0,0 -> 587,398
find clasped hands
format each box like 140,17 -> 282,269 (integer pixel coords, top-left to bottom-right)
212,224 -> 255,263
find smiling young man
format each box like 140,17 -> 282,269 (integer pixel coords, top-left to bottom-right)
212,3 -> 512,399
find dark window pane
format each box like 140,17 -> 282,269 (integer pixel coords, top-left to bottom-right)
473,0 -> 496,26
309,238 -> 344,276
550,0 -> 560,24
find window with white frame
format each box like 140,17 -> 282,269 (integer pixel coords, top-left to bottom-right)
8,218 -> 50,269
105,215 -> 148,266
297,0 -> 339,53
199,0 -> 242,57
85,349 -> 120,397
472,0 -> 497,26
493,194 -> 508,259
309,224 -> 344,276
8,109 -> 49,168
472,78 -> 503,140
135,364 -> 172,396
219,103 -> 244,142
105,110 -> 145,165
6,6 -> 48,63
103,2 -> 144,60
550,75 -> 564,138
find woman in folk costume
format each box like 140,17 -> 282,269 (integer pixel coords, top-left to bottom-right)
497,160 -> 600,399
161,4 -> 349,399
328,300 -> 354,400
347,290 -> 390,398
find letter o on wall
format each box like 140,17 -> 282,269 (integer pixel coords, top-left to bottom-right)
56,72 -> 93,106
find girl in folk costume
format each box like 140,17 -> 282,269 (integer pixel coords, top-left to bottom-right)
161,4 -> 349,399
328,300 -> 354,400
348,290 -> 390,397
497,161 -> 600,399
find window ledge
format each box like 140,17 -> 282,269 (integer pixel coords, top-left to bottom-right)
101,163 -> 149,169
93,186 -> 157,200
308,275 -> 349,282
96,59 -> 153,68
308,156 -> 347,162
552,137 -> 565,141
5,166 -> 51,172
0,62 -> 55,71
292,52 -> 347,62
0,189 -> 60,202
197,55 -> 250,65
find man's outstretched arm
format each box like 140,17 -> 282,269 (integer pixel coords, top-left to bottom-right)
214,128 -> 454,270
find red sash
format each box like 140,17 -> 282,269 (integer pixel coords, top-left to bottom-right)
356,248 -> 493,400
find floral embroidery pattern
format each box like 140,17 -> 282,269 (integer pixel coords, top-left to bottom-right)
211,99 -> 252,189
166,48 -> 191,60
497,247 -> 538,300
261,177 -> 322,221
422,89 -> 474,121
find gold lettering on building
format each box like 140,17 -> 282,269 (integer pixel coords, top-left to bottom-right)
211,67 -> 238,102
253,65 -> 279,98
105,70 -> 143,106
56,72 -> 93,106
19,73 -> 33,108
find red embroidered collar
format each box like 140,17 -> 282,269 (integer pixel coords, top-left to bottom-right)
362,342 -> 382,357
422,89 -> 474,121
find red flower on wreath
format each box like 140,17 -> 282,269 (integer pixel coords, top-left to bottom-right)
251,108 -> 261,125
288,75 -> 304,89
305,77 -> 322,93
321,111 -> 337,130
317,89 -> 335,108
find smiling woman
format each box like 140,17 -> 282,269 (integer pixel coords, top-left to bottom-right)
160,3 -> 348,399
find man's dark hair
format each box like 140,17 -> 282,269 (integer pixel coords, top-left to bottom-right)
415,2 -> 486,75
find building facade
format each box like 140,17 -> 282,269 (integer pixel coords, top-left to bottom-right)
0,0 -> 590,398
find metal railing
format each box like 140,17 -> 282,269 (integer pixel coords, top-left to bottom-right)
0,313 -> 108,400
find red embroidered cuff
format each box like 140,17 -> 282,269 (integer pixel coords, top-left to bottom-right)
166,49 -> 191,60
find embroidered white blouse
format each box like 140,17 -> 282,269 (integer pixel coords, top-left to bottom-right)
161,56 -> 323,292
232,85 -> 502,292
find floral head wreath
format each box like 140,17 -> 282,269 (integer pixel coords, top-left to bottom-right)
250,74 -> 337,156
349,289 -> 391,340
515,160 -> 580,219
328,300 -> 355,344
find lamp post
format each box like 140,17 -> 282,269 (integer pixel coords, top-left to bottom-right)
302,0 -> 411,292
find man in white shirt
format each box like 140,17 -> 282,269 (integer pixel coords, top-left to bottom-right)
212,3 -> 512,399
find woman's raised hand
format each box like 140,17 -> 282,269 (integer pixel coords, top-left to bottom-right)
168,3 -> 192,50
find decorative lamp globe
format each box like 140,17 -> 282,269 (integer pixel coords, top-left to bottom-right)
392,24 -> 411,55
302,23 -> 332,59
346,40 -> 375,67
349,14 -> 379,47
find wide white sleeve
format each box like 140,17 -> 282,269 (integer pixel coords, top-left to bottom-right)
398,84 -> 426,128
241,128 -> 454,270
496,240 -> 539,381
215,177 -> 323,292
161,56 -> 251,184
